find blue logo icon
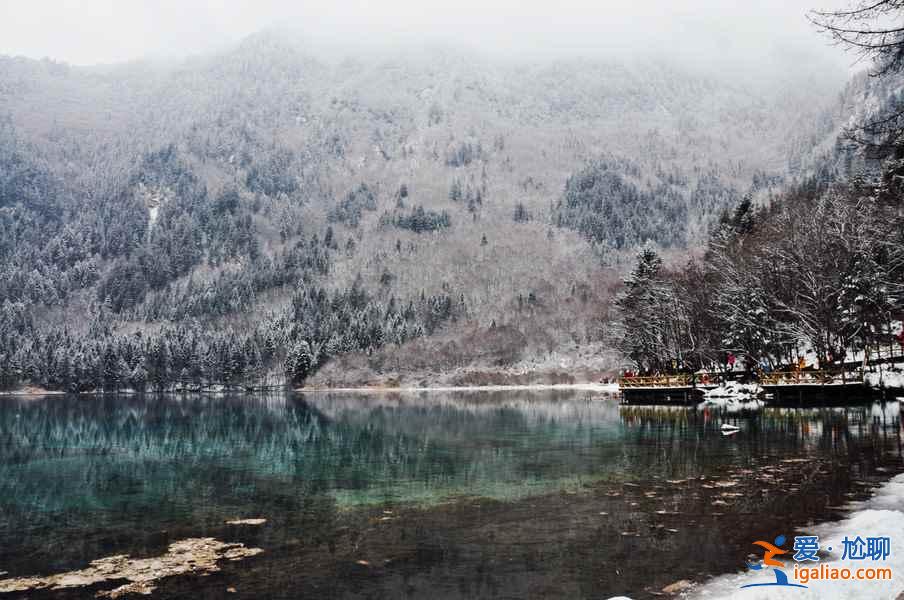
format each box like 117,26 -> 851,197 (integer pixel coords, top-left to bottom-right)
741,535 -> 808,589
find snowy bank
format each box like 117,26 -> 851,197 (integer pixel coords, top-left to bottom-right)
686,473 -> 904,599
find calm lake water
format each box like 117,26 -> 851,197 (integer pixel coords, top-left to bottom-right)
0,391 -> 901,598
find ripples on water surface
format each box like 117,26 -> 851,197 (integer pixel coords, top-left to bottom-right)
0,391 -> 900,598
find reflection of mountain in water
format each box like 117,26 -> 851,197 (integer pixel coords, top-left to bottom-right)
0,393 -> 900,577
301,389 -> 624,442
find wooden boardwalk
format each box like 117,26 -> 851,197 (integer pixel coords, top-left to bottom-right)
758,370 -> 863,386
619,370 -> 870,406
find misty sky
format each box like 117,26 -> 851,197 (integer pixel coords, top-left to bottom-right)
1,0 -> 852,67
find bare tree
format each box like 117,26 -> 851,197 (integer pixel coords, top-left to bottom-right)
811,1 -> 904,151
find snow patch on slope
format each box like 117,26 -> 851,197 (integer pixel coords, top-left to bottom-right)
135,182 -> 172,229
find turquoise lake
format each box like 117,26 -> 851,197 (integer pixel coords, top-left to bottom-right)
0,391 -> 901,598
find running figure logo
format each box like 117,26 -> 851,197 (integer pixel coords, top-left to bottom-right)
741,535 -> 808,589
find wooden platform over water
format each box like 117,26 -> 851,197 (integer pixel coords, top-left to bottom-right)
619,370 -> 876,406
619,386 -> 703,405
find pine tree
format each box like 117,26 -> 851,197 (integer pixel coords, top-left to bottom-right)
284,340 -> 313,387
102,345 -> 120,391
616,246 -> 669,372
449,179 -> 462,202
130,361 -> 148,393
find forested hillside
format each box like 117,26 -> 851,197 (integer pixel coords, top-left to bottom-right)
616,158 -> 904,377
0,32 -> 855,390
615,72 -> 904,375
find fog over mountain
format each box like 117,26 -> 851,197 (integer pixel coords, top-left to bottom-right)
0,2 -> 885,390
4,0 -> 850,67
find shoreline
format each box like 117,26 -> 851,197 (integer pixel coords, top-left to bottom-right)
296,382 -> 621,394
2,378 -> 901,398
688,472 -> 904,599
0,383 -> 904,398
0,382 -> 621,397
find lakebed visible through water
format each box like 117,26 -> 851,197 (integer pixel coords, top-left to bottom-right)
0,391 -> 901,599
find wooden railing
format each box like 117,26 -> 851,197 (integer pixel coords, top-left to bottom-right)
619,374 -> 693,388
620,369 -> 865,389
758,370 -> 863,386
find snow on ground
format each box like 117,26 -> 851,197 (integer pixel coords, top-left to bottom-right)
865,369 -> 904,389
697,382 -> 764,412
702,382 -> 764,400
685,473 -> 904,600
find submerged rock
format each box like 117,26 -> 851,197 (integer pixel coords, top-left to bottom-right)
0,537 -> 263,597
662,578 -> 694,594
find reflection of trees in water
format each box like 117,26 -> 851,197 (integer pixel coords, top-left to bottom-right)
3,397 -> 898,515
300,390 -> 631,502
1,394 -> 321,468
0,394 -> 335,572
1,393 -> 901,577
0,394 -> 456,509
0,391 -> 631,574
0,393 -> 622,552
618,403 -> 903,477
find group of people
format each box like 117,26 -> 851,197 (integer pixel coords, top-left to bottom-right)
620,352 -> 823,382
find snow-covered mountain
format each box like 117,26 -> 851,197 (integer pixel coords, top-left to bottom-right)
0,31 -> 858,389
